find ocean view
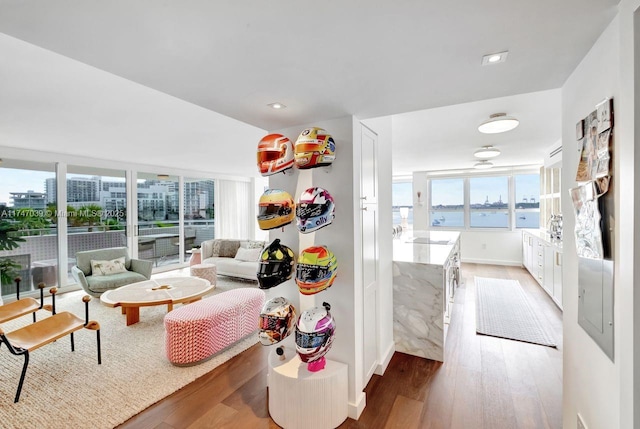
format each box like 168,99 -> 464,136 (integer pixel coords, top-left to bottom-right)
392,208 -> 540,229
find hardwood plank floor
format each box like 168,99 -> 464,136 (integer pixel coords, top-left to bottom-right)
119,263 -> 562,429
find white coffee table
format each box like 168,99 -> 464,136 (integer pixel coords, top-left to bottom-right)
100,277 -> 213,326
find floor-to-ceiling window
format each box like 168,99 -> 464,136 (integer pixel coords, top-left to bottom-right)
0,159 -> 57,298
65,166 -> 127,283
183,178 -> 215,250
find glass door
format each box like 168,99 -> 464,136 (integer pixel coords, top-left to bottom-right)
136,173 -> 183,270
65,166 -> 127,285
0,159 -> 57,299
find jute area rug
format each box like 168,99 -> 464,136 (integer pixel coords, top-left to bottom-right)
0,276 -> 259,429
475,276 -> 557,348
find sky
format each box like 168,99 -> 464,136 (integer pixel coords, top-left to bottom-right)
0,169 -> 53,205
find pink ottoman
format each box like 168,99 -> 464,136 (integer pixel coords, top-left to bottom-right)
164,288 -> 265,366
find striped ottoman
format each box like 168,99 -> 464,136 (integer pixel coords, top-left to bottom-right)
164,288 -> 265,366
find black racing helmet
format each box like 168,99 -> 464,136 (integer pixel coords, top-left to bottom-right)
257,238 -> 296,289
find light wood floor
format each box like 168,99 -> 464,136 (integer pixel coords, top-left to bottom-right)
119,263 -> 563,429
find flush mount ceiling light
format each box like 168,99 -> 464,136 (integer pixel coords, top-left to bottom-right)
157,174 -> 170,180
474,145 -> 501,158
478,113 -> 519,134
474,160 -> 494,170
481,51 -> 509,65
267,102 -> 286,109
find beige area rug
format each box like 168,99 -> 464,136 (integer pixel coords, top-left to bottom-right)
475,276 -> 557,348
0,276 -> 259,429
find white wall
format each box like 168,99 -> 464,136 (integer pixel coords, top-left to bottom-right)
561,14 -> 624,429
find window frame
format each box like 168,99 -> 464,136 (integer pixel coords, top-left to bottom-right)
427,168 -> 540,232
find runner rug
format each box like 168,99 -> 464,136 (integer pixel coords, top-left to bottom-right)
475,276 -> 557,348
0,277 -> 259,429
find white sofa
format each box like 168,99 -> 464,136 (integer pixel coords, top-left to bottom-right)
200,239 -> 265,281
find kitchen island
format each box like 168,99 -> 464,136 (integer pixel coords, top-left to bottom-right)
393,231 -> 461,362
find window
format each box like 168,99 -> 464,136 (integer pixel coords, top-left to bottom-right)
392,181 -> 413,229
469,176 -> 509,228
0,160 -> 57,297
427,170 -> 541,231
514,174 -> 540,228
430,178 -> 464,228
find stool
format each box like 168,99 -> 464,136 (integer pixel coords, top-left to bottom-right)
164,288 -> 265,365
190,263 -> 217,286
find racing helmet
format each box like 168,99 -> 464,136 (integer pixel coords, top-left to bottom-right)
296,187 -> 335,233
258,297 -> 297,346
257,189 -> 295,230
257,134 -> 294,176
295,245 -> 337,295
294,127 -> 335,169
295,302 -> 336,363
257,238 -> 296,289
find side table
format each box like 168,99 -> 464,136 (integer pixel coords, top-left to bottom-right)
190,263 -> 217,286
268,346 -> 348,429
187,249 -> 202,266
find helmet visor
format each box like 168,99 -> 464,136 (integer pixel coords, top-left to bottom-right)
257,150 -> 283,164
296,203 -> 325,219
258,260 -> 288,275
296,263 -> 331,282
258,204 -> 282,219
295,142 -> 324,153
295,330 -> 328,348
259,315 -> 286,331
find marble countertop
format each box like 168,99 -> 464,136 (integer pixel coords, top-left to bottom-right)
522,229 -> 563,251
393,231 -> 460,265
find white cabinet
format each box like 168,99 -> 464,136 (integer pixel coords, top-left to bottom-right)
522,230 -> 563,310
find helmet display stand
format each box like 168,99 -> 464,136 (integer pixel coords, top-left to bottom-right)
306,356 -> 326,372
268,337 -> 348,429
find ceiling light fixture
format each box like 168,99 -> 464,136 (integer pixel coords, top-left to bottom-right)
474,160 -> 494,170
157,174 -> 170,180
478,113 -> 519,134
474,145 -> 501,158
481,51 -> 509,65
268,102 -> 286,109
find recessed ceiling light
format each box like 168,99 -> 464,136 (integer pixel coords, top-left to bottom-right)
481,51 -> 509,65
478,113 -> 519,134
268,102 -> 286,109
474,145 -> 501,158
474,160 -> 494,170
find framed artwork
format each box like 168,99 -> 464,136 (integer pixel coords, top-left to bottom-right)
596,98 -> 612,133
576,119 -> 584,140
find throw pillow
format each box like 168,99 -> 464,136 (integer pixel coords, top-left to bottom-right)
218,240 -> 241,258
234,247 -> 262,262
211,239 -> 222,257
91,257 -> 127,277
241,240 -> 265,249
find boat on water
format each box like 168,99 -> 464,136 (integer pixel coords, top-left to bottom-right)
431,219 -> 441,226
519,215 -> 526,220
439,216 -> 445,222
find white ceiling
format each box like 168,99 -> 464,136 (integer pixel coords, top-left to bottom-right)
0,0 -> 619,176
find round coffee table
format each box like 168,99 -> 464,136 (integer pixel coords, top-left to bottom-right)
100,277 -> 214,326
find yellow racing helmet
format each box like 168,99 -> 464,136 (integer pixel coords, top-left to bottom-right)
294,127 -> 336,169
295,246 -> 338,295
257,189 -> 295,230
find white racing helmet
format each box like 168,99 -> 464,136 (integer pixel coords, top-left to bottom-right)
258,297 -> 297,346
295,302 -> 335,363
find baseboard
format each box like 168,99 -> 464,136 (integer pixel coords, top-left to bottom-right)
348,392 -> 367,420
375,341 -> 395,376
461,258 -> 522,267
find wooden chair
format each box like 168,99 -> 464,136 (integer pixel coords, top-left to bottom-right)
0,277 -> 55,325
0,294 -> 101,402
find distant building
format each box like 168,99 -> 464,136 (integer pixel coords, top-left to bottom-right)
10,190 -> 46,210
